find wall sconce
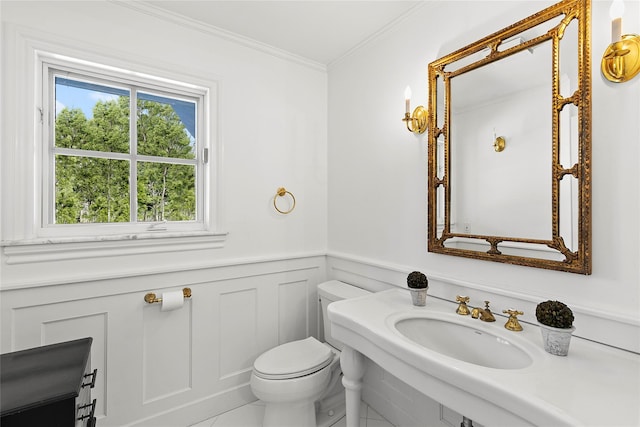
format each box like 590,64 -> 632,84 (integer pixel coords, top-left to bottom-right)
601,0 -> 640,83
402,86 -> 427,134
493,129 -> 506,152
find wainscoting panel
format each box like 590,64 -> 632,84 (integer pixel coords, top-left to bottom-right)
142,298 -> 193,404
11,300 -> 109,419
0,255 -> 325,427
278,279 -> 310,344
218,287 -> 259,380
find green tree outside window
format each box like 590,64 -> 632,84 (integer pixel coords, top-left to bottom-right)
54,78 -> 197,225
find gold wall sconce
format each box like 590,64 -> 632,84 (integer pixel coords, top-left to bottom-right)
402,86 -> 427,134
602,0 -> 640,83
493,130 -> 506,152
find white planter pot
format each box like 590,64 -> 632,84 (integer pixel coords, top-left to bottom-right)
539,324 -> 576,356
409,288 -> 428,306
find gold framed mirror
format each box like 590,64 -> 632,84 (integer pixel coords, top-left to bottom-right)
427,0 -> 591,274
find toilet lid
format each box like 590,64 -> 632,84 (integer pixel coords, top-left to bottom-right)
253,337 -> 334,380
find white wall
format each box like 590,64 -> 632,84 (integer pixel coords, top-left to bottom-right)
328,0 -> 640,353
0,257 -> 326,426
1,1 -> 328,425
1,0 -> 328,285
328,3 -> 640,424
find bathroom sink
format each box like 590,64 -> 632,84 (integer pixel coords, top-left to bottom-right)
393,316 -> 533,369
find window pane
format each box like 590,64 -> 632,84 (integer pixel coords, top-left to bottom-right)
55,77 -> 130,153
55,155 -> 130,223
137,162 -> 196,222
137,92 -> 196,159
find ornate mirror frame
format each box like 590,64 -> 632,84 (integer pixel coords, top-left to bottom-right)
427,0 -> 591,274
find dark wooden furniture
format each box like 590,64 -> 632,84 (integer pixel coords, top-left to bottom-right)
1,337 -> 96,427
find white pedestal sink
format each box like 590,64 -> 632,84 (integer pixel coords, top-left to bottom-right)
328,288 -> 640,427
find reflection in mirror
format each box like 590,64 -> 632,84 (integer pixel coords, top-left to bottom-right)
450,42 -> 553,239
427,0 -> 591,274
559,101 -> 579,252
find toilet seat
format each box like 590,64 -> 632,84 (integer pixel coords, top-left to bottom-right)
253,337 -> 334,380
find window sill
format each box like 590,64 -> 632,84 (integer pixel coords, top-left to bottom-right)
1,231 -> 228,265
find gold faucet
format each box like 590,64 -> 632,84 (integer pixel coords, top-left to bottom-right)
503,309 -> 524,331
477,301 -> 496,322
455,296 -> 471,315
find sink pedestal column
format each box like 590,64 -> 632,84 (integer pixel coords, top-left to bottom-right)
340,345 -> 365,427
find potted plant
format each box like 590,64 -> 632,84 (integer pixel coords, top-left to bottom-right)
535,300 -> 575,356
407,271 -> 428,306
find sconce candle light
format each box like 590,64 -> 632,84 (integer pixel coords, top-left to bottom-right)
601,0 -> 640,83
610,0 -> 624,42
402,86 -> 427,134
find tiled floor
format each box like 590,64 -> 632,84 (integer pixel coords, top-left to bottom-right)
189,400 -> 395,427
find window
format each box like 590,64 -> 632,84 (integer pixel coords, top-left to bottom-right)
39,54 -> 210,238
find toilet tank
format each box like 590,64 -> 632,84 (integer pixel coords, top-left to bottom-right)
318,280 -> 370,350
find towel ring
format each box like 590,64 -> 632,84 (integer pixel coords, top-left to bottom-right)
274,187 -> 296,214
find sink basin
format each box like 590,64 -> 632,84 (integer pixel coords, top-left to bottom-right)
393,316 -> 533,369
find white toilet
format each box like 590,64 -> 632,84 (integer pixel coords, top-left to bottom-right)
250,280 -> 370,427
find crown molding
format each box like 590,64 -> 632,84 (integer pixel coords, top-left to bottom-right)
109,0 -> 327,72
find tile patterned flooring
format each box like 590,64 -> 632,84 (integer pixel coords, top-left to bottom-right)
189,400 -> 395,427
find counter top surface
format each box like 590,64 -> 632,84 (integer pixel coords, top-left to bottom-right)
328,289 -> 640,427
0,338 -> 92,416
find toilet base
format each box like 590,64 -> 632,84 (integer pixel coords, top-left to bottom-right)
316,390 -> 346,427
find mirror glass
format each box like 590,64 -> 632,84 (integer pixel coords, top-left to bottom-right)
427,0 -> 591,273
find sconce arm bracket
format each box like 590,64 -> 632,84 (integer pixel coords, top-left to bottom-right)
602,34 -> 640,83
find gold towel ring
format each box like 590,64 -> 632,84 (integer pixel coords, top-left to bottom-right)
274,187 -> 296,214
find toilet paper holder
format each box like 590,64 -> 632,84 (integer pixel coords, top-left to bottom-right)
144,288 -> 192,304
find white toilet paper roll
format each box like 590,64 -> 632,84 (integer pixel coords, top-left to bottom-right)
161,290 -> 184,311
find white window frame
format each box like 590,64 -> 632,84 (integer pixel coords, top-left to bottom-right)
1,32 -> 225,266
39,52 -> 211,239
0,45 -> 227,264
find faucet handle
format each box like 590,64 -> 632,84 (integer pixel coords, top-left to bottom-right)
455,296 -> 471,315
503,308 -> 524,331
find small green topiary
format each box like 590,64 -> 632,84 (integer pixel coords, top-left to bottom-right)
535,300 -> 574,329
407,271 -> 428,289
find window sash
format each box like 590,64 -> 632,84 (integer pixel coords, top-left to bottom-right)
41,58 -> 207,236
